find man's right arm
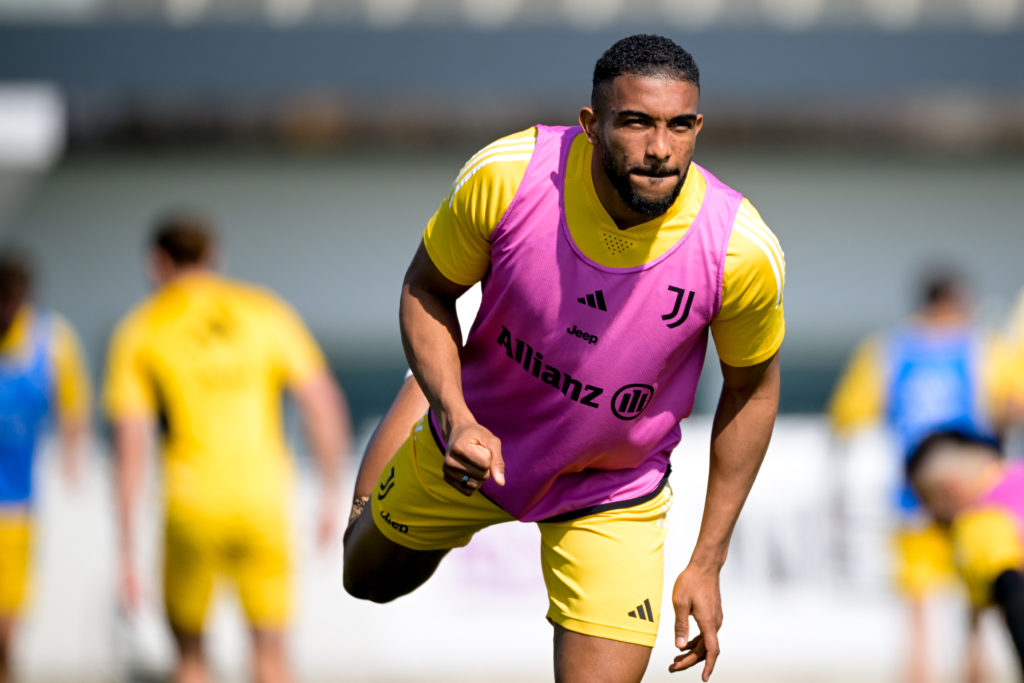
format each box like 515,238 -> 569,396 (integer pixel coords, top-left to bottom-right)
112,417 -> 148,610
395,130 -> 532,493
103,316 -> 153,611
400,242 -> 503,493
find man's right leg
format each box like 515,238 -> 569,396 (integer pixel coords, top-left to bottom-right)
894,523 -> 955,683
343,416 -> 512,602
164,510 -> 217,683
343,510 -> 449,602
169,629 -> 207,683
0,618 -> 13,683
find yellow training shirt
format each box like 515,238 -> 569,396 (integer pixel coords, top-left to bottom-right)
103,272 -> 326,513
0,305 -> 91,425
1008,287 -> 1024,408
423,127 -> 785,368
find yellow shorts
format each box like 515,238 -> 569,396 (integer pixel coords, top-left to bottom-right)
164,504 -> 291,634
372,416 -> 672,647
0,510 -> 32,617
893,522 -> 956,599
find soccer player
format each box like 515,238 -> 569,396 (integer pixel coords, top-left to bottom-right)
104,213 -> 352,683
0,249 -> 90,683
907,430 -> 1024,676
344,34 -> 785,682
829,267 -> 1013,683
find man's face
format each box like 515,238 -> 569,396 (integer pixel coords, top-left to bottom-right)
0,293 -> 21,335
915,482 -> 959,526
584,74 -> 702,221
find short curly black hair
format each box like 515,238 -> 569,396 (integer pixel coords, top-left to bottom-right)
592,34 -> 700,111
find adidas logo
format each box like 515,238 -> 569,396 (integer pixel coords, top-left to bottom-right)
627,598 -> 655,623
577,290 -> 607,311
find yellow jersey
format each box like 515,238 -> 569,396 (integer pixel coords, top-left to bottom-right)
103,272 -> 326,513
423,127 -> 785,368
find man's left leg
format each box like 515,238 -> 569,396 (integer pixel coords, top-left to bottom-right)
0,618 -> 13,683
250,629 -> 290,683
553,625 -> 652,683
539,486 -> 672,683
235,507 -> 293,683
164,510 -> 217,683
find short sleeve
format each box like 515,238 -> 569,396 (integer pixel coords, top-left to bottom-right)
103,313 -> 156,420
980,333 -> 1015,425
828,335 -> 886,434
268,297 -> 327,388
953,507 -> 1024,607
50,315 -> 92,424
422,128 -> 536,286
710,198 -> 785,367
1004,293 -> 1024,409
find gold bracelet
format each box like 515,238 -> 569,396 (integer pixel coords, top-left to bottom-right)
348,496 -> 370,525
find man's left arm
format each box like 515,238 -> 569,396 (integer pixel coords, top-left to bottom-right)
669,352 -> 780,680
670,197 -> 784,679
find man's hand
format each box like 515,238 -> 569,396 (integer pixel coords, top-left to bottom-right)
119,557 -> 141,613
442,422 -> 505,495
669,565 -> 723,680
60,448 -> 82,488
316,490 -> 341,551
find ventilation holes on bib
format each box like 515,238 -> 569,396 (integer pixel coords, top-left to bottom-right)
602,232 -> 635,256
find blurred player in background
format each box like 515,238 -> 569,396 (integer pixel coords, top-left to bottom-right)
345,34 -> 784,682
908,429 -> 1024,677
829,266 -> 1014,683
103,213 -> 352,683
0,248 -> 90,683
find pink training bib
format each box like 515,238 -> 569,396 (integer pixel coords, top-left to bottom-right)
435,124 -> 741,521
978,463 -> 1024,546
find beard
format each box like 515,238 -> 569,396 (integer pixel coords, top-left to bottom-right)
600,146 -> 685,218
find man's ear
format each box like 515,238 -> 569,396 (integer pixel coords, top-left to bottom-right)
145,250 -> 165,287
578,107 -> 599,145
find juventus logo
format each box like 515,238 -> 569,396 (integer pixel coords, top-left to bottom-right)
661,286 -> 695,329
377,467 -> 396,500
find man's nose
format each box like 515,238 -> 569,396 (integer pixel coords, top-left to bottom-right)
646,127 -> 671,163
